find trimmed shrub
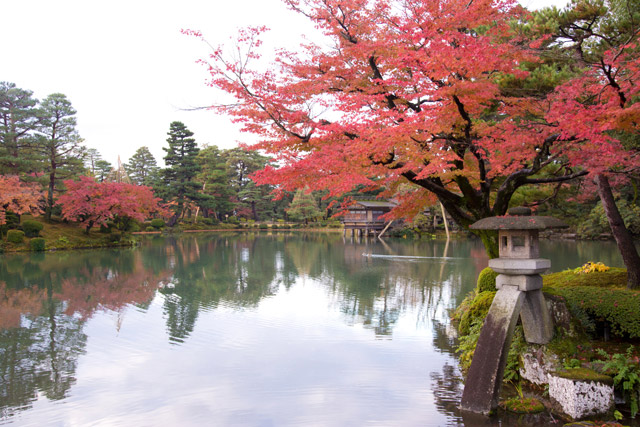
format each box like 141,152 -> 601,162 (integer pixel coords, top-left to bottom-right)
151,218 -> 165,229
7,230 -> 25,244
544,269 -> 640,338
145,226 -> 156,232
477,267 -> 498,293
259,223 -> 269,229
5,212 -> 20,229
202,217 -> 218,226
22,219 -> 44,237
30,238 -> 46,251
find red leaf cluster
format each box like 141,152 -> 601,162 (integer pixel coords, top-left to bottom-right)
0,175 -> 43,225
57,176 -> 167,231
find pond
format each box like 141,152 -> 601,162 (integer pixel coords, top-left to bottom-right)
0,233 -> 627,426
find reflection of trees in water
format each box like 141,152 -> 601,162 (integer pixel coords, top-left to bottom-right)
430,320 -> 464,421
0,250 -> 169,421
1,288 -> 86,420
153,234 -> 292,343
309,237 -> 486,337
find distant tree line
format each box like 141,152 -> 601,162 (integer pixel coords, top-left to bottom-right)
1,82 -> 340,229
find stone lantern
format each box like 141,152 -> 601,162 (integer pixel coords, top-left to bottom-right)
460,207 -> 567,415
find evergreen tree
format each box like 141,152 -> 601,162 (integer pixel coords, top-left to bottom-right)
125,146 -> 158,186
286,188 -> 322,224
162,121 -> 201,225
84,148 -> 113,182
33,93 -> 85,220
94,160 -> 113,182
196,145 -> 234,220
0,82 -> 40,174
223,148 -> 275,220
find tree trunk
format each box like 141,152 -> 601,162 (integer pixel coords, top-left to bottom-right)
473,229 -> 499,259
251,201 -> 258,221
596,174 -> 640,289
46,169 -> 55,222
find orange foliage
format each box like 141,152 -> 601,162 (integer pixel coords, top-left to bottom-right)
0,282 -> 46,329
0,175 -> 43,225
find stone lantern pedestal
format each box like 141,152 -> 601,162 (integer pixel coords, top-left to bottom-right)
460,207 -> 567,415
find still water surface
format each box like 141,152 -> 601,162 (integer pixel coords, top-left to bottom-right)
0,233 -> 626,426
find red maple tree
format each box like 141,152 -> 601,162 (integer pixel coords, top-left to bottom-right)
190,0 -> 637,256
0,175 -> 43,225
57,176 -> 166,233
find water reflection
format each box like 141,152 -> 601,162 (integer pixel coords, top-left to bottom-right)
0,233 -> 627,425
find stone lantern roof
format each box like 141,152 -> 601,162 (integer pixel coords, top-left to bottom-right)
469,207 -> 568,231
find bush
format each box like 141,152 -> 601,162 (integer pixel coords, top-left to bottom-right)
477,267 -> 498,293
7,230 -> 25,244
145,226 -> 156,232
578,200 -> 640,239
150,218 -> 165,229
5,212 -> 20,229
22,219 -> 44,237
544,269 -> 640,338
259,223 -> 269,229
30,238 -> 46,251
202,217 -> 218,226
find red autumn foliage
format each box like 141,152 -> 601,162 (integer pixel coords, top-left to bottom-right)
57,176 -> 167,233
188,0 -> 639,256
0,175 -> 43,225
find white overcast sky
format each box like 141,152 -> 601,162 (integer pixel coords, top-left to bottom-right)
2,0 -> 567,167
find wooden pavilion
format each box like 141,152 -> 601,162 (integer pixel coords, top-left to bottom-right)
342,201 -> 395,237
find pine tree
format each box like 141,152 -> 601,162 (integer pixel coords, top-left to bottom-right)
196,145 -> 234,220
0,82 -> 40,174
162,121 -> 201,225
33,93 -> 85,221
286,188 -> 322,224
125,146 -> 158,186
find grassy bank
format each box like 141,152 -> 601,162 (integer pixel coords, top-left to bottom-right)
1,217 -> 345,253
1,216 -> 137,252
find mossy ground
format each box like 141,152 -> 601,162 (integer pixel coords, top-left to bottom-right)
543,268 -> 628,289
543,269 -> 640,339
1,216 -> 136,252
500,397 -> 545,414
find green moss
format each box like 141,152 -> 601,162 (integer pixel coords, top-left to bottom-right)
458,291 -> 496,336
477,267 -> 498,293
543,269 -> 640,339
543,268 -> 627,289
500,397 -> 545,414
555,368 -> 614,385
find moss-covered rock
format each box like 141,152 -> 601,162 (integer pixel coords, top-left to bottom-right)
555,368 -> 614,385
